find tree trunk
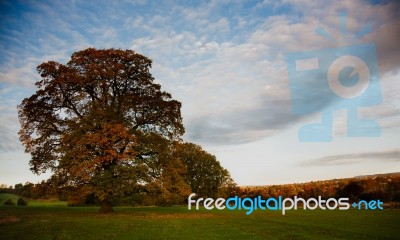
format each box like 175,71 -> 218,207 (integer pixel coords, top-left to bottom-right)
99,199 -> 113,213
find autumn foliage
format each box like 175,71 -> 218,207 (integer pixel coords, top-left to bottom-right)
237,173 -> 400,205
18,48 -> 234,212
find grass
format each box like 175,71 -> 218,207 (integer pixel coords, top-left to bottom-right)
1,194 -> 399,239
0,193 -> 67,207
0,193 -> 20,204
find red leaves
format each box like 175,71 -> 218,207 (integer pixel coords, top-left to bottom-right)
18,48 -> 185,207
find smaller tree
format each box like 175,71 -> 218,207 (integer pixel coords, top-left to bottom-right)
14,182 -> 34,198
4,199 -> 15,205
17,198 -> 28,206
176,143 -> 236,198
133,133 -> 191,205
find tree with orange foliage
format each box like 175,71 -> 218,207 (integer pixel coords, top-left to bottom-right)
18,48 -> 184,213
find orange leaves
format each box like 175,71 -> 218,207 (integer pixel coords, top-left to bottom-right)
18,48 -> 185,209
61,122 -> 137,181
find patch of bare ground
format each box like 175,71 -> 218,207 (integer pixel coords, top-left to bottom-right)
145,213 -> 215,219
96,212 -> 216,219
0,211 -> 20,224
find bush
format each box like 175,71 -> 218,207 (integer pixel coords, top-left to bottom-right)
17,197 -> 28,206
4,198 -> 15,205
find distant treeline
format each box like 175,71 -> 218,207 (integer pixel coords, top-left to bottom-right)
2,173 -> 400,206
235,173 -> 400,203
0,179 -> 235,207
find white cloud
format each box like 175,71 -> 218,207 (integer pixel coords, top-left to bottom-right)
124,1 -> 400,145
1,0 -> 399,148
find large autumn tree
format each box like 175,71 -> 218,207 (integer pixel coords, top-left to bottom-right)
18,48 -> 184,212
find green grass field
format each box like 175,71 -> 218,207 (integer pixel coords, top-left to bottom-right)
1,194 -> 399,239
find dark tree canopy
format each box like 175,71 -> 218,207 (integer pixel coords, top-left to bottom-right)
18,48 -> 184,212
176,143 -> 236,199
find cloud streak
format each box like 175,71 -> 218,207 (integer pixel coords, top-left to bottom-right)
300,149 -> 400,166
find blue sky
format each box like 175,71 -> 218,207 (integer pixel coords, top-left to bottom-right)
1,0 -> 399,186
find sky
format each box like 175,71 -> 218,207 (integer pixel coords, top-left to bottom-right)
0,0 -> 399,187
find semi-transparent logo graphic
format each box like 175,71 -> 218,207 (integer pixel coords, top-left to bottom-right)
286,14 -> 381,142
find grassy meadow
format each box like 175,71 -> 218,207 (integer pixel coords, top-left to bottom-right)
1,193 -> 399,239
